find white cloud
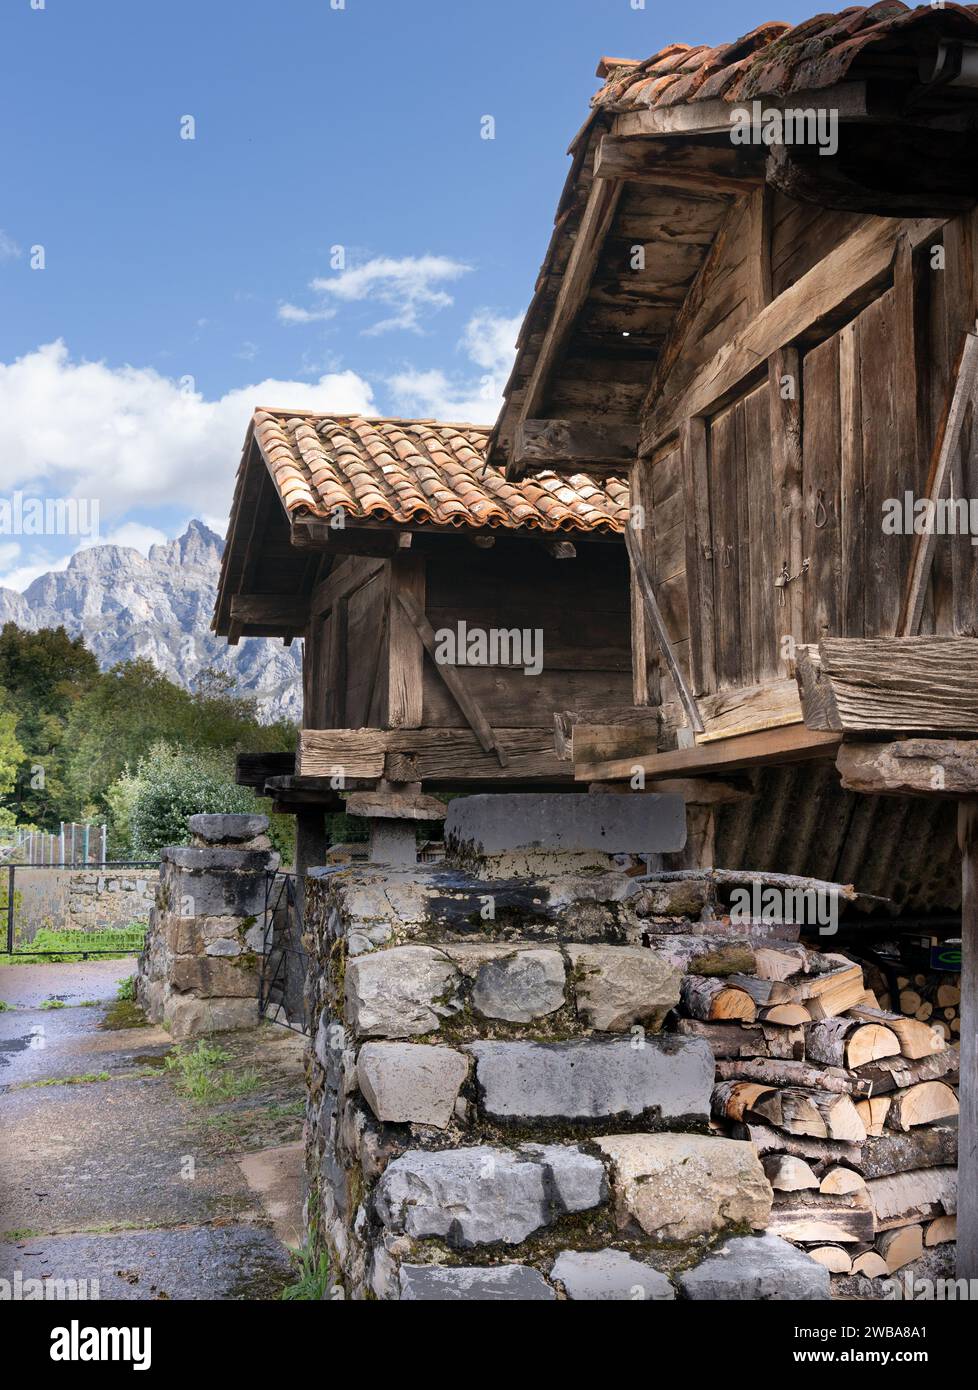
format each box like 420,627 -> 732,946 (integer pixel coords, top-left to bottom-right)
87,521 -> 169,555
303,254 -> 471,334
0,230 -> 21,262
0,550 -> 71,593
0,340 -> 376,523
388,310 -> 521,424
277,302 -> 336,325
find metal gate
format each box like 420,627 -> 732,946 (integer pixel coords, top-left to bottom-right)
259,871 -> 310,1035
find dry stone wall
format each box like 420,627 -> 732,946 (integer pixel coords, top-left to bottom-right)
303,795 -> 832,1301
136,813 -> 277,1039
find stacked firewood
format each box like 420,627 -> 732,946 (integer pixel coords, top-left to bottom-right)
860,959 -> 961,1044
675,944 -> 959,1283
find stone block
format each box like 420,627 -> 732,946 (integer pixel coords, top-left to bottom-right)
344,946 -> 462,1039
170,956 -> 258,998
356,1043 -> 469,1129
374,1143 -> 607,1246
398,1264 -> 555,1301
188,813 -> 270,844
445,793 -> 686,857
471,949 -> 565,1023
595,1133 -> 772,1241
467,1036 -> 713,1125
678,1234 -> 831,1300
162,994 -> 257,1039
550,1249 -> 674,1301
567,944 -> 681,1032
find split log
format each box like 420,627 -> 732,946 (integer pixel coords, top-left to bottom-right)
820,1166 -> 867,1196
854,1049 -> 959,1095
753,944 -> 815,981
681,975 -> 756,1022
925,1215 -> 957,1246
759,1022 -> 806,1060
645,935 -> 756,977
806,1017 -> 900,1069
751,1086 -> 867,1142
711,1080 -> 774,1123
714,1057 -> 870,1097
852,1250 -> 889,1278
758,1004 -> 811,1027
878,1225 -> 924,1273
795,637 -> 978,733
806,974 -> 871,1021
763,1153 -> 820,1191
737,1121 -> 861,1166
807,1246 -> 853,1274
867,1168 -> 957,1232
886,1081 -> 959,1132
847,1004 -> 946,1059
729,960 -> 861,1007
856,1096 -> 891,1137
673,1017 -> 762,1059
857,1126 -> 958,1181
768,1195 -> 874,1245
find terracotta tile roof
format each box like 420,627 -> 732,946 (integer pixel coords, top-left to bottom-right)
592,3 -> 978,113
252,409 -> 629,534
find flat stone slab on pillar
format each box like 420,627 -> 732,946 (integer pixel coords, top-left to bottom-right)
445,793 -> 686,857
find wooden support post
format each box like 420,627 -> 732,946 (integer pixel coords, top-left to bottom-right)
958,800 -> 978,1281
625,522 -> 704,734
294,810 -> 327,919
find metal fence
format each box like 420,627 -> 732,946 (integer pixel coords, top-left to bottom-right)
2,860 -> 158,959
0,822 -> 109,866
259,871 -> 310,1035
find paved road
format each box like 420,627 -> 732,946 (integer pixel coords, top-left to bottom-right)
0,958 -> 305,1300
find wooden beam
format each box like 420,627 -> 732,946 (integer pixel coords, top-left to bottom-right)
311,557 -> 386,617
575,723 -> 840,783
394,589 -> 508,766
387,554 -> 425,729
692,679 -> 802,744
641,216 -> 947,452
899,328 -> 978,634
519,175 -> 624,429
837,739 -> 978,798
613,83 -> 870,140
796,637 -> 978,733
958,800 -> 978,1282
680,416 -> 715,695
291,519 -> 400,556
229,592 -> 305,625
297,727 -> 568,783
514,418 -> 638,470
235,751 -> 296,788
592,134 -> 761,195
624,522 -> 704,734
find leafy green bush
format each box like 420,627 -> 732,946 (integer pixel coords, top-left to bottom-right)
113,741 -> 255,856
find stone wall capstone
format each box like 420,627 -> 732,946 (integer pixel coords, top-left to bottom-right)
136,813 -> 277,1039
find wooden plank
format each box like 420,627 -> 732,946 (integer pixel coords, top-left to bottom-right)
839,320 -> 865,637
642,216 -> 946,451
959,799 -> 978,1281
519,175 -> 624,427
229,594 -> 308,629
680,416 -> 715,695
593,134 -> 761,195
554,705 -> 660,761
575,724 -> 841,782
630,458 -> 655,706
394,589 -> 508,766
297,727 -> 567,782
796,636 -> 978,732
311,557 -> 386,617
386,554 -> 425,729
899,329 -> 978,634
625,522 -> 704,734
802,333 -> 842,643
745,383 -> 779,681
235,751 -> 295,788
514,418 -> 638,469
746,185 -> 773,318
613,83 -> 870,140
769,347 -> 804,668
693,679 -> 802,744
710,399 -> 747,689
838,739 -> 978,797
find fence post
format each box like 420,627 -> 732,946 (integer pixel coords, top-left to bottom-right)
101,823 -> 107,864
83,824 -> 90,865
5,863 -> 13,954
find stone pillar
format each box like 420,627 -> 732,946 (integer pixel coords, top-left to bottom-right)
136,813 -> 277,1039
302,794 -> 829,1301
294,810 -> 327,918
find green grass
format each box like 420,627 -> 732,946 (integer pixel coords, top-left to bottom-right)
20,1071 -> 111,1089
0,1000 -> 10,1012
39,998 -> 66,1010
280,1243 -> 332,1301
164,1041 -> 262,1105
115,975 -> 136,1002
0,925 -> 147,965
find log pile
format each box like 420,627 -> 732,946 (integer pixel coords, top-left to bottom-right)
859,958 -> 962,1044
673,945 -> 960,1284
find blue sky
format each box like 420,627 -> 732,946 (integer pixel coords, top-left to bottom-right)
0,0 -> 815,586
